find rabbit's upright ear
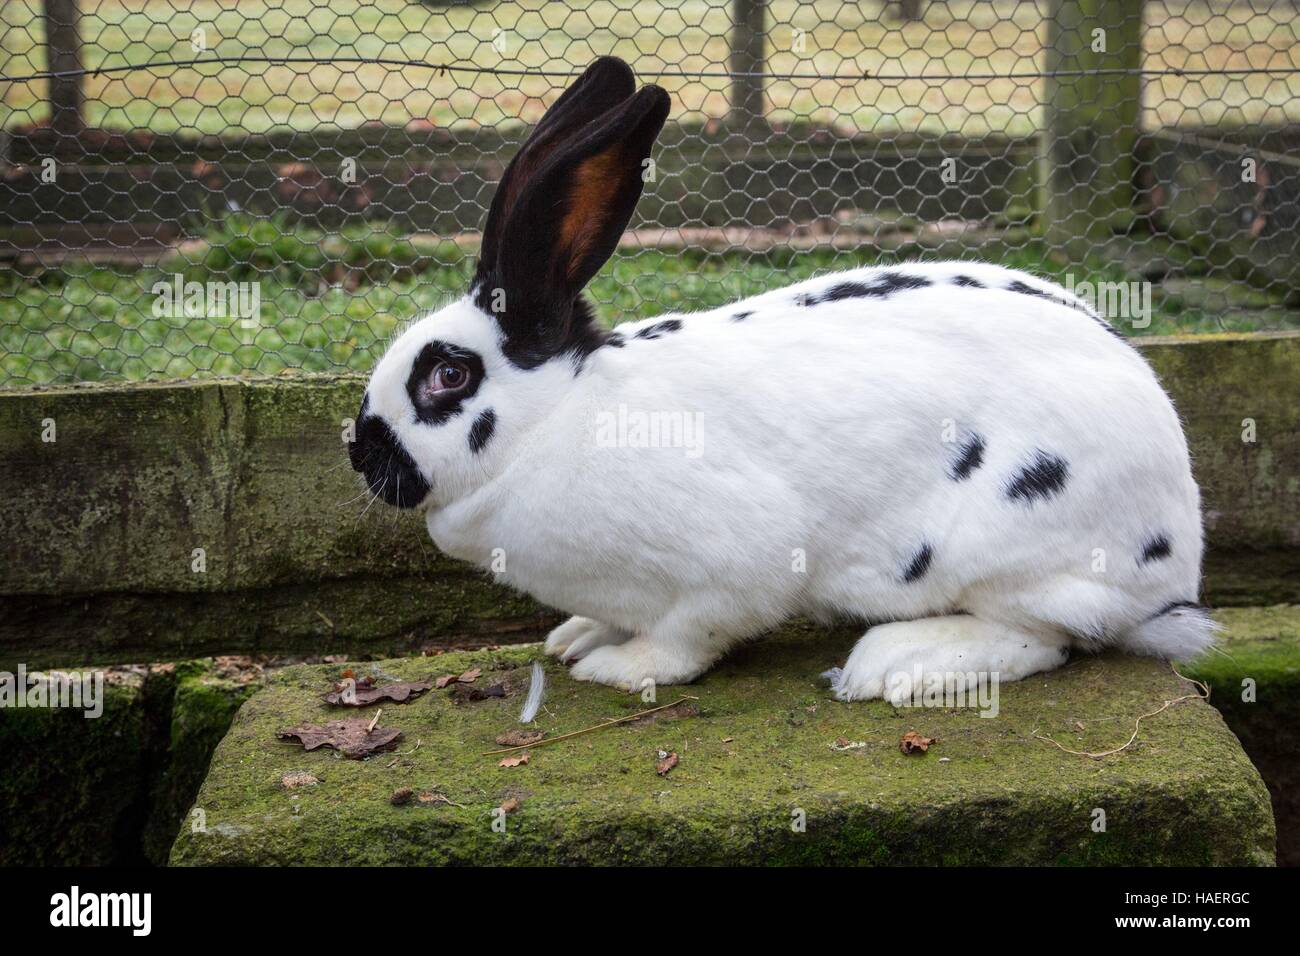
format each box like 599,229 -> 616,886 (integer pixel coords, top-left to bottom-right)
477,57 -> 637,277
475,80 -> 670,367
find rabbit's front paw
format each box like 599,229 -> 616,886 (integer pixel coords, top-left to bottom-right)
544,616 -> 629,660
568,636 -> 706,690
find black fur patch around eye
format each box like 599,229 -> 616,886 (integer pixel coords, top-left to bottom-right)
634,319 -> 683,340
953,274 -> 984,288
949,433 -> 986,481
1140,534 -> 1172,564
1005,450 -> 1069,503
731,310 -> 753,322
902,543 -> 934,583
468,408 -> 496,454
405,341 -> 485,425
797,271 -> 933,307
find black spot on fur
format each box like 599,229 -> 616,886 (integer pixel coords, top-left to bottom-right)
953,274 -> 984,288
468,408 -> 496,454
634,319 -> 683,340
1150,600 -> 1203,619
731,310 -> 753,322
821,281 -> 872,302
1005,450 -> 1069,503
1005,279 -> 1054,303
950,433 -> 985,481
796,271 -> 933,307
1002,278 -> 1124,339
876,271 -> 934,294
405,341 -> 485,425
1140,534 -> 1172,564
604,332 -> 626,348
902,543 -> 934,583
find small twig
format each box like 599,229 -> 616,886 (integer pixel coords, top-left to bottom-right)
1033,662 -> 1210,759
385,738 -> 422,766
367,708 -> 382,734
481,695 -> 701,756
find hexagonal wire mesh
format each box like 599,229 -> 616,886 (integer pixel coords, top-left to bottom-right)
0,0 -> 1297,388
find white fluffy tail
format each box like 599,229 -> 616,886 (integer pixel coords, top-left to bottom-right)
1124,602 -> 1219,660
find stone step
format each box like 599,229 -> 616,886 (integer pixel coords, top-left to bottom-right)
169,620 -> 1277,866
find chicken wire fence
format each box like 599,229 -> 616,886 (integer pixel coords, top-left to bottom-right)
0,0 -> 1298,388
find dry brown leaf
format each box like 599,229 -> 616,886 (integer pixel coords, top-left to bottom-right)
495,729 -> 545,747
499,797 -> 520,814
899,731 -> 936,755
498,753 -> 530,768
322,679 -> 433,707
655,751 -> 679,776
417,790 -> 453,806
277,719 -> 403,759
452,682 -> 508,704
435,667 -> 484,689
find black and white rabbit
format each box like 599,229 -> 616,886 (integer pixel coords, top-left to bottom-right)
350,57 -> 1213,702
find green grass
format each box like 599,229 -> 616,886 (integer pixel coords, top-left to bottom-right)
1,214 -> 1291,387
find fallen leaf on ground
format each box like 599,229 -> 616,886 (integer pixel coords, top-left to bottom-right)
277,719 -> 404,759
279,771 -> 319,789
499,797 -> 520,814
390,786 -> 413,806
417,790 -> 454,806
495,729 -> 545,747
454,682 -> 507,702
899,731 -> 936,755
655,751 -> 679,776
323,679 -> 433,707
499,753 -> 530,768
435,667 -> 483,689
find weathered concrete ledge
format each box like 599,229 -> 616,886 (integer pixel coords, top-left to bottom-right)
170,623 -> 1275,866
3,332 -> 1299,668
0,657 -> 259,866
1186,604 -> 1300,867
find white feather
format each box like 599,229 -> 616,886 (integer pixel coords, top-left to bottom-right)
517,660 -> 545,724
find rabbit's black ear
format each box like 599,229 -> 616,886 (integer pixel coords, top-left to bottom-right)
480,85 -> 670,368
477,57 -> 636,276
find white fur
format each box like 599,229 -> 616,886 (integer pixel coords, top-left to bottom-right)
363,261 -> 1211,699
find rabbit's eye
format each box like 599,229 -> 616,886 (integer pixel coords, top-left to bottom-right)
429,362 -> 469,393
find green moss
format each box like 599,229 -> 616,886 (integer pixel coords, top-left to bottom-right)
0,671 -> 155,866
141,660 -> 262,863
171,624 -> 1274,866
1189,605 -> 1300,867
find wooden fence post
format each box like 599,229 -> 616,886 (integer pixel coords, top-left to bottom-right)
1039,0 -> 1143,254
45,0 -> 83,135
729,0 -> 766,130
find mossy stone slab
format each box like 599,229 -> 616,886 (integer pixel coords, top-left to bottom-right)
170,623 -> 1275,866
1187,605 -> 1300,866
